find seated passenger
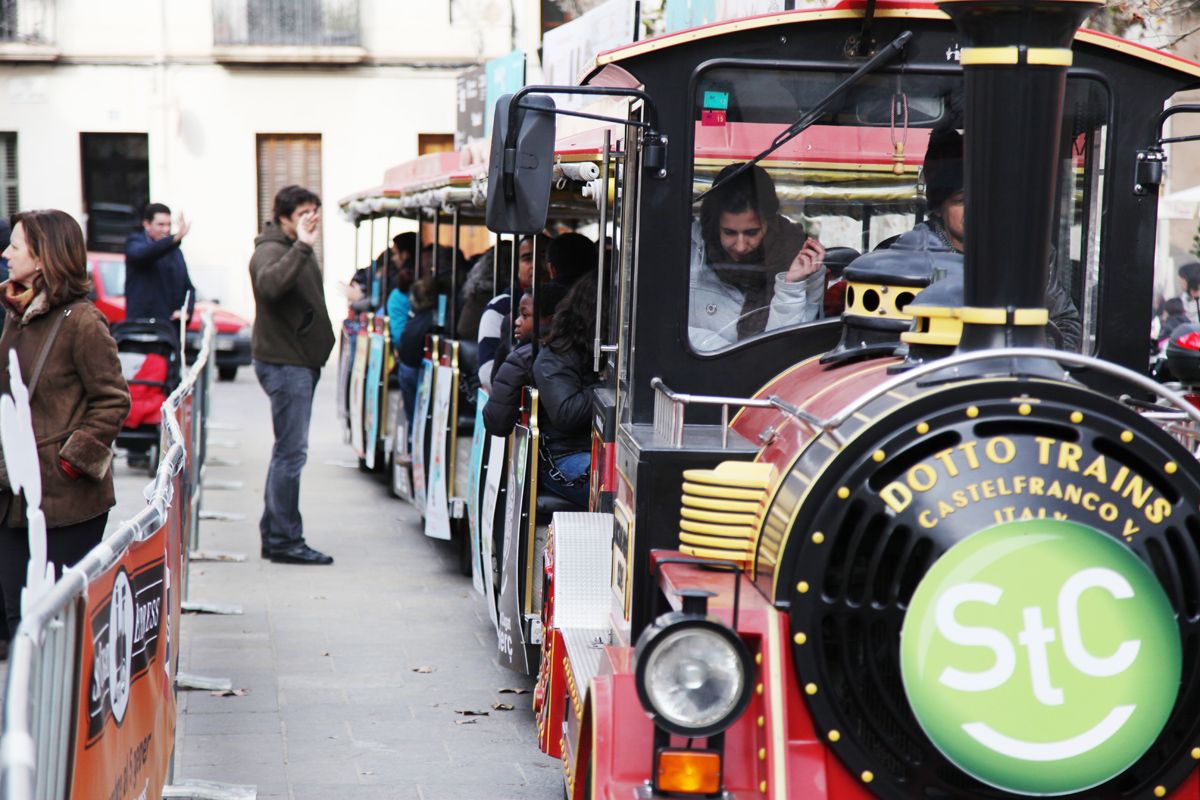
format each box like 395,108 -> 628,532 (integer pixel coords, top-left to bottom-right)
385,257 -> 415,350
689,163 -> 826,352
915,128 -> 1082,350
481,283 -> 568,438
396,277 -> 437,428
546,232 -> 597,290
457,241 -> 512,341
532,273 -> 601,508
349,251 -> 390,314
477,234 -> 549,391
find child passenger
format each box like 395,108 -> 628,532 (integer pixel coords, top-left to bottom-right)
481,284 -> 568,439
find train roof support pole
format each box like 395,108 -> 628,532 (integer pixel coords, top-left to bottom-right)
594,129 -> 611,373
384,213 -> 392,310
450,207 -> 460,335
510,235 -> 519,346
368,215 -> 376,308
531,234 -> 541,361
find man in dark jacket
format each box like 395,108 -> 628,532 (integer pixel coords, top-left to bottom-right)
250,185 -> 336,565
918,129 -> 1081,351
124,203 -> 196,321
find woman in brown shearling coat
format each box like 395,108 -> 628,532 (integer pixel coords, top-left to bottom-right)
0,209 -> 131,638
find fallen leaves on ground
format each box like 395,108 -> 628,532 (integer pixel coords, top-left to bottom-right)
412,665 -> 435,673
455,709 -> 489,717
492,703 -> 515,711
208,688 -> 246,697
454,719 -> 478,725
498,687 -> 530,694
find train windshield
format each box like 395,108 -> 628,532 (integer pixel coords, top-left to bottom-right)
687,66 -> 1109,355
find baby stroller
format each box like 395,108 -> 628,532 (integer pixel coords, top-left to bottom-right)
112,320 -> 182,477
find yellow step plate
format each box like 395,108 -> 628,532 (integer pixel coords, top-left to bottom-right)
680,518 -> 758,537
681,506 -> 760,526
680,544 -> 754,562
681,482 -> 764,501
682,461 -> 773,489
681,494 -> 762,514
679,532 -> 756,551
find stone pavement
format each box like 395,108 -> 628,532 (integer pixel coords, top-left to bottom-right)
115,369 -> 562,800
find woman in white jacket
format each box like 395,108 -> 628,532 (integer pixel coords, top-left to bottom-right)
689,163 -> 826,352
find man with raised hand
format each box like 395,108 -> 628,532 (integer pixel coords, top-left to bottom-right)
124,202 -> 196,322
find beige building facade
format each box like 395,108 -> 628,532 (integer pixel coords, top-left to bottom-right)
0,0 -> 540,321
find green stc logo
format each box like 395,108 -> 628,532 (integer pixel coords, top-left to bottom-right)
900,520 -> 1181,795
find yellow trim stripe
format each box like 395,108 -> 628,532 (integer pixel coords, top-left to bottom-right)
766,611 -> 789,799
961,46 -> 1073,66
960,306 -> 1050,326
1077,30 -> 1200,78
961,46 -> 1018,65
1030,48 -> 1074,66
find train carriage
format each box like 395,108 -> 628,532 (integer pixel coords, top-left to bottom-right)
337,128 -> 617,614
475,0 -> 1200,798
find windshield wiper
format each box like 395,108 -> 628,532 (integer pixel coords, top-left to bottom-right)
694,30 -> 913,204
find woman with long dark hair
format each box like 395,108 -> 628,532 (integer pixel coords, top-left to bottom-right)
0,209 -> 131,637
690,163 -> 826,351
532,272 -> 600,508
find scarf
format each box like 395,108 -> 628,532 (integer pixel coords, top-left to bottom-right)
706,215 -> 811,338
3,281 -> 35,316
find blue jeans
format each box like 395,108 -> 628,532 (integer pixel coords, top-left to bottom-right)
254,361 -> 319,554
542,450 -> 590,509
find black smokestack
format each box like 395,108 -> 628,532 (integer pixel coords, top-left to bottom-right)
937,0 -> 1100,353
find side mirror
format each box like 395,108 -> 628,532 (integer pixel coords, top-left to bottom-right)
486,93 -> 556,234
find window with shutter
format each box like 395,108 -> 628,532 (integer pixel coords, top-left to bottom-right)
256,133 -> 323,269
0,133 -> 16,219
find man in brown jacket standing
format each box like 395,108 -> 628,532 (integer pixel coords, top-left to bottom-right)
250,185 -> 336,564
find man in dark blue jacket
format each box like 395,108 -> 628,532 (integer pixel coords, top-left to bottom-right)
124,202 -> 195,321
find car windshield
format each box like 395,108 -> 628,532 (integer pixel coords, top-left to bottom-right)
99,258 -> 126,297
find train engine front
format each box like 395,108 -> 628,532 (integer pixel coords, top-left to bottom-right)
614,2 -> 1200,799
752,2 -> 1200,797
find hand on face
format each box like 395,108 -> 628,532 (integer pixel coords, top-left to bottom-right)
784,237 -> 826,283
296,209 -> 320,246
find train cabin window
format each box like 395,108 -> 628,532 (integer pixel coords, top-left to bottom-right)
686,67 -> 1109,356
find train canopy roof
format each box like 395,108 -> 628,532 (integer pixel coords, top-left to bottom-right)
584,0 -> 1200,84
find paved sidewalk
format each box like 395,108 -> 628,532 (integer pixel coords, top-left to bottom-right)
124,371 -> 560,800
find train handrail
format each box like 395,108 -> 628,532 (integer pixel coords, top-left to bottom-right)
823,347 -> 1200,438
0,313 -> 216,800
651,377 -> 774,448
656,349 -> 1200,457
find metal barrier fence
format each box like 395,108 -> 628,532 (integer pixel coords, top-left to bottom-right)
0,314 -> 216,800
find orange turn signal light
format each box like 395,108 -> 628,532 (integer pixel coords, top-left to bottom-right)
655,749 -> 722,795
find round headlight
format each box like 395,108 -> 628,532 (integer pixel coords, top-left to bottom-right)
635,616 -> 752,737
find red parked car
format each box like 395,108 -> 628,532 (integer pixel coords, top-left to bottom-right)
87,252 -> 253,381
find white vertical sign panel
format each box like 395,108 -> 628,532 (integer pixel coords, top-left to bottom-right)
542,0 -> 637,108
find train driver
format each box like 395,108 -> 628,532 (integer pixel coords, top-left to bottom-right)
689,163 -> 827,352
916,128 -> 1082,351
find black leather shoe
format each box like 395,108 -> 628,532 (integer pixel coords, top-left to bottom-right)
269,545 -> 333,565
